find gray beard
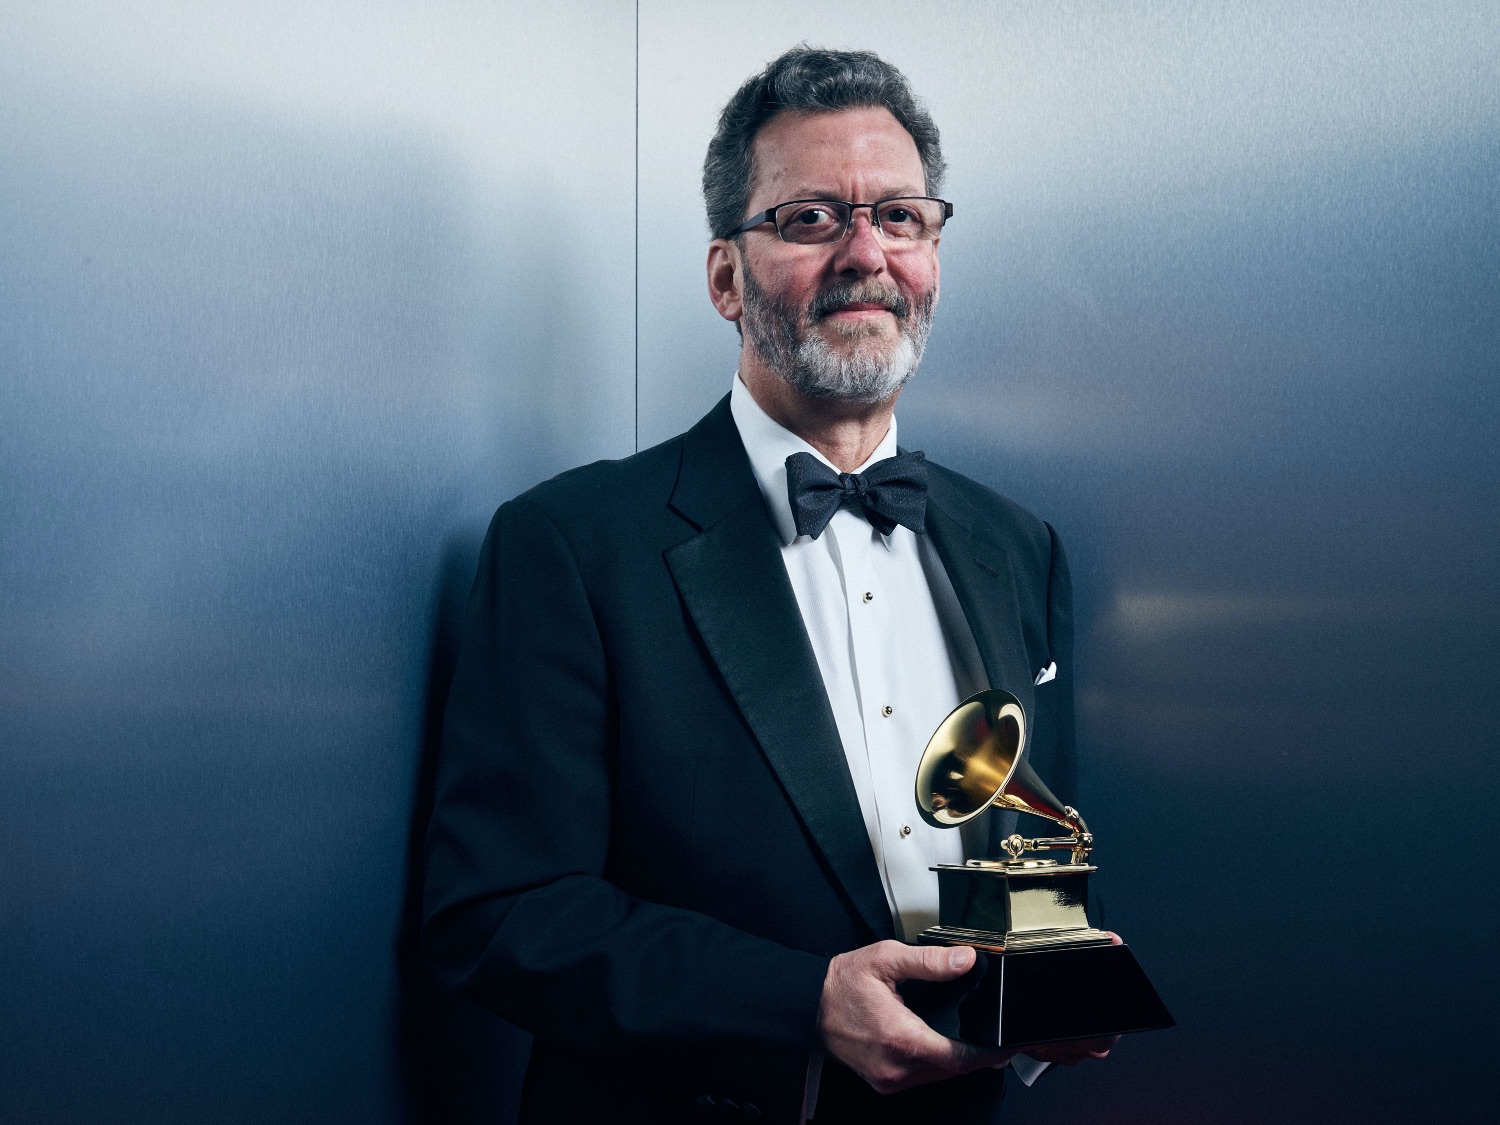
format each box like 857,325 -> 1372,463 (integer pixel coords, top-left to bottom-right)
740,266 -> 936,405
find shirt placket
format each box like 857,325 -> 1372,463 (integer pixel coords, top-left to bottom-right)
833,513 -> 929,936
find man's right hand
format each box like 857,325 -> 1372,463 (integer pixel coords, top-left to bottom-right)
817,941 -> 1015,1094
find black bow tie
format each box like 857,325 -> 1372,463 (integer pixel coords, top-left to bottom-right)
785,450 -> 929,540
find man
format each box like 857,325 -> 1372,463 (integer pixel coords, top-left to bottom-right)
423,48 -> 1109,1124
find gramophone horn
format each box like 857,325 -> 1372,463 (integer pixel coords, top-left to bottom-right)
915,689 -> 1026,827
915,688 -> 1077,831
991,755 -> 1074,829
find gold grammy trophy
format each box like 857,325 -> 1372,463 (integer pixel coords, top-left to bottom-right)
911,689 -> 1174,1048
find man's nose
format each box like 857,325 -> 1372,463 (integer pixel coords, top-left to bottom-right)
831,209 -> 887,275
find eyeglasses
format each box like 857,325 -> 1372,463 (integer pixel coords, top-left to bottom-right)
729,196 -> 953,245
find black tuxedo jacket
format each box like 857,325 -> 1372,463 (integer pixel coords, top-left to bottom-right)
422,397 -> 1077,1124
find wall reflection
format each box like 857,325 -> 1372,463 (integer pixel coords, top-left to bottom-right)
0,4 -> 633,1122
638,3 -> 1499,1122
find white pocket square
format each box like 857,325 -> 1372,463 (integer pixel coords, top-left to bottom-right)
1034,661 -> 1057,686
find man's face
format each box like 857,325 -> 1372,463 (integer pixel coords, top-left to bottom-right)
732,106 -> 940,404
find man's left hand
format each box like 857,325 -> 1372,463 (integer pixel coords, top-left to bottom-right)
1022,1035 -> 1119,1067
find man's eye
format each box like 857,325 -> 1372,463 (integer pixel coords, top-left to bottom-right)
793,207 -> 832,224
884,207 -> 913,223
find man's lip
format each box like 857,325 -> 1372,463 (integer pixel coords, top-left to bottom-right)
825,302 -> 894,316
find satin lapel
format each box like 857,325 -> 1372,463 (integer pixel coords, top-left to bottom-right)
665,400 -> 895,942
923,476 -> 1037,730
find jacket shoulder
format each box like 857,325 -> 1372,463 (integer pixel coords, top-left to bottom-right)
503,431 -> 688,533
926,459 -> 1057,555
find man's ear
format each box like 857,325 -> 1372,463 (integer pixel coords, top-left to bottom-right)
706,238 -> 744,323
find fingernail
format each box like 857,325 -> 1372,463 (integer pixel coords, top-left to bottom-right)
949,947 -> 972,972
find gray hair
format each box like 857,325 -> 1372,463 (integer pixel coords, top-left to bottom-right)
703,47 -> 945,240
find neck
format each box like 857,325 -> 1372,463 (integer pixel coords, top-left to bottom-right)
739,351 -> 898,472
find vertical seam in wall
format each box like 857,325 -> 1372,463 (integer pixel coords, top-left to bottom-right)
633,0 -> 640,452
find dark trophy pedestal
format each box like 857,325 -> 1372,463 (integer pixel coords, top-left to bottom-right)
908,862 -> 1174,1048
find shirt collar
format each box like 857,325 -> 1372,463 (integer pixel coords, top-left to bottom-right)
729,373 -> 900,547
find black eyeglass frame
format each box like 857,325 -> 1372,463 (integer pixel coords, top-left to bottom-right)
727,196 -> 954,243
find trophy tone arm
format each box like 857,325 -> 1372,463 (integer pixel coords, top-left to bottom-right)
999,805 -> 1094,867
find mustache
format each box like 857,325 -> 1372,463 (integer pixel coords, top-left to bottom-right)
809,281 -> 909,322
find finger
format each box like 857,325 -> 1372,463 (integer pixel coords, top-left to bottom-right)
1027,1039 -> 1115,1064
871,1020 -> 1018,1093
1069,1035 -> 1119,1055
877,1001 -> 1009,1073
1035,1048 -> 1111,1063
949,1039 -> 1018,1073
1107,931 -> 1123,946
911,1032 -> 1016,1078
1033,1050 -> 1090,1065
886,942 -> 977,983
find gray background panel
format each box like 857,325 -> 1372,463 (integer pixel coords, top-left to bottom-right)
0,3 -> 633,1121
638,2 -> 1498,1122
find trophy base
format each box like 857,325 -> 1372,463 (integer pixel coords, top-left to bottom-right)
922,923 -> 1114,952
910,936 -> 1175,1048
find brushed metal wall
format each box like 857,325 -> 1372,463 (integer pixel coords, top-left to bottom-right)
638,2 -> 1499,1122
2,1 -> 1496,1122
0,3 -> 633,1121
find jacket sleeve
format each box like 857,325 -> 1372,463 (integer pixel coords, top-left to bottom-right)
420,496 -> 830,1058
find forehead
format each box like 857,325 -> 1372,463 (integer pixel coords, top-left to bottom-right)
748,107 -> 926,207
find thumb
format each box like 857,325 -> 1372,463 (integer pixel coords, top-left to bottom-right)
890,942 -> 977,983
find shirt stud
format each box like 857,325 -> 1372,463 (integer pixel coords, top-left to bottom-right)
863,591 -> 874,603
881,705 -> 893,717
900,825 -> 912,837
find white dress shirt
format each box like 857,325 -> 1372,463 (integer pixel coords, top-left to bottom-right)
728,376 -> 1052,1106
729,375 -> 991,939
